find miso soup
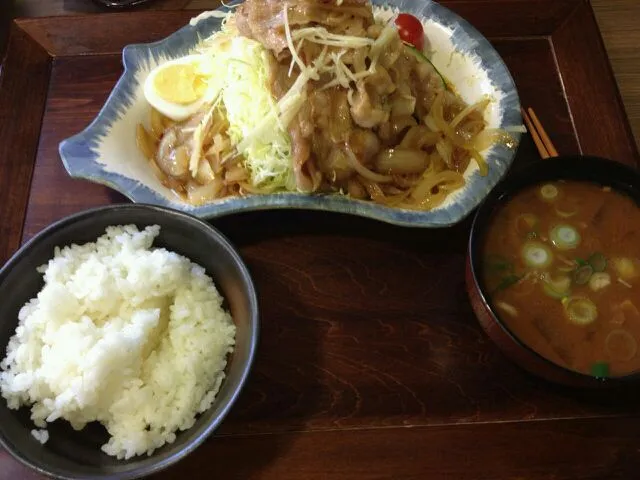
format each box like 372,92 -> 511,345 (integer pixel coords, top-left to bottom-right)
481,180 -> 640,377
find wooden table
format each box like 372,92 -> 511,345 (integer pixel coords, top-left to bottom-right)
4,0 -> 640,151
1,1 -> 640,479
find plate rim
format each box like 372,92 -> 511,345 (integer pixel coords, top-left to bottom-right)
58,0 -> 523,228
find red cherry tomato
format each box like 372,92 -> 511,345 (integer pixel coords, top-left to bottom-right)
394,13 -> 425,51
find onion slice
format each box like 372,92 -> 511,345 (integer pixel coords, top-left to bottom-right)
539,184 -> 559,201
605,329 -> 638,361
521,241 -> 553,268
550,224 -> 581,250
562,296 -> 597,326
344,146 -> 393,184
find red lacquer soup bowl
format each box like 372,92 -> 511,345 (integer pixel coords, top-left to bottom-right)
466,155 -> 640,388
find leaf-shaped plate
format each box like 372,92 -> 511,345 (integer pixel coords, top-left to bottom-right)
59,0 -> 522,228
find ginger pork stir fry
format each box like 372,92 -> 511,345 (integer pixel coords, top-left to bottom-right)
136,0 -> 513,208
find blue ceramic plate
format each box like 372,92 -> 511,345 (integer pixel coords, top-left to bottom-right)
59,0 -> 522,228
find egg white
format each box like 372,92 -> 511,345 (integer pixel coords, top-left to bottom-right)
143,54 -> 211,122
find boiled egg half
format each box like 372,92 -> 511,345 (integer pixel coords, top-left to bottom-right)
143,54 -> 214,122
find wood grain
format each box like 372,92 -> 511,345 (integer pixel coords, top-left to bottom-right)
592,0 -> 640,152
15,11 -> 199,56
0,23 -> 50,264
1,1 -> 640,479
7,0 -> 640,151
4,415 -> 638,479
156,416 -> 640,479
552,2 -> 638,161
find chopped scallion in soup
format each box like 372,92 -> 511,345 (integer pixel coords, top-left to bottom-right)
481,180 -> 640,377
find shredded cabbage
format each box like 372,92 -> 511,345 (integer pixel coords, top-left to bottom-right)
189,7 -> 395,193
198,30 -> 295,191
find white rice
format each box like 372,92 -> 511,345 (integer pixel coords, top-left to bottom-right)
0,225 -> 236,460
31,428 -> 49,444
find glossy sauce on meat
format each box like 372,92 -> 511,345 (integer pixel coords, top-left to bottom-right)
137,0 -> 507,209
260,14 -> 479,197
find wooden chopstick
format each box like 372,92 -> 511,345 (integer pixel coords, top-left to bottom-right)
521,107 -> 559,159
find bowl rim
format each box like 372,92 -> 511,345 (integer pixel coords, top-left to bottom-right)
0,203 -> 260,479
467,154 -> 640,386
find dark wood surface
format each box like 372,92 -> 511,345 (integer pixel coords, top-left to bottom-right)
0,21 -> 50,266
4,0 -> 640,152
1,1 -> 640,479
592,0 -> 640,152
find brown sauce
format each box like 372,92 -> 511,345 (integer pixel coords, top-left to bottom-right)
481,180 -> 640,377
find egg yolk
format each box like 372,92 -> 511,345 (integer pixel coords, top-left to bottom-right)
153,63 -> 208,105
